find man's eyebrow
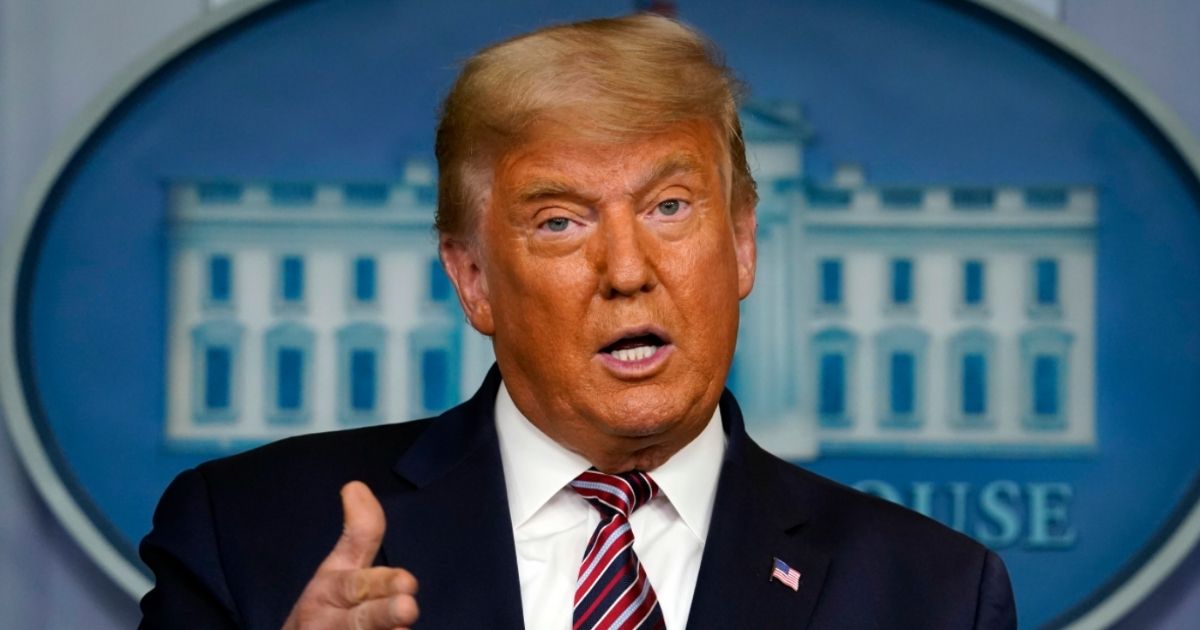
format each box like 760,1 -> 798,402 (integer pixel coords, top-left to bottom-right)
514,179 -> 580,204
635,153 -> 703,193
512,153 -> 704,204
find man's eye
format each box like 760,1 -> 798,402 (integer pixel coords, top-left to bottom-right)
657,199 -> 684,216
543,217 -> 571,232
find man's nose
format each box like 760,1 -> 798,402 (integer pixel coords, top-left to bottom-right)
594,212 -> 657,298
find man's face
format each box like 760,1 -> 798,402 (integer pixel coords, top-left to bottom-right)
443,119 -> 756,471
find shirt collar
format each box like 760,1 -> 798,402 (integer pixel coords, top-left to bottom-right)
495,382 -> 592,529
645,402 -> 725,541
494,380 -> 726,540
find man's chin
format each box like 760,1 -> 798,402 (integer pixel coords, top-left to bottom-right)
606,419 -> 674,440
591,398 -> 699,441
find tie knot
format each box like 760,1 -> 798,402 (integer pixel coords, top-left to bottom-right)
570,469 -> 659,518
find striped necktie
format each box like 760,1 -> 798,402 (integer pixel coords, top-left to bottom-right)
570,469 -> 667,630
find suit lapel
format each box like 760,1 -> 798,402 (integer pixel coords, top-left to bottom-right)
687,392 -> 832,629
378,367 -> 525,629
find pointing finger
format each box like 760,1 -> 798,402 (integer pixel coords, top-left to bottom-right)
320,481 -> 386,572
349,593 -> 419,630
330,567 -> 419,607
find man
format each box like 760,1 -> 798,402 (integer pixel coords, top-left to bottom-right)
140,14 -> 1017,630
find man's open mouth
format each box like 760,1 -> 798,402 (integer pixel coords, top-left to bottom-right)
600,329 -> 671,363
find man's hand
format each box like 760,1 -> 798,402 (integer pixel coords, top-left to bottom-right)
282,481 -> 419,630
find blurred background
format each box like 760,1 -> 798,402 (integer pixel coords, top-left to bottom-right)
1,0 -> 1198,627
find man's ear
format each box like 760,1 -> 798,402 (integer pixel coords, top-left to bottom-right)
733,203 -> 758,300
439,235 -> 495,335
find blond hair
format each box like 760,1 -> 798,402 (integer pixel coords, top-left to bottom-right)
434,14 -> 757,238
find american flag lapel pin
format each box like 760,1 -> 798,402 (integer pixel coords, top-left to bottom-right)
769,557 -> 801,592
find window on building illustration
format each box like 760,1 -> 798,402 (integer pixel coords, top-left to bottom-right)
280,256 -> 305,304
1035,258 -> 1058,306
876,326 -> 927,427
819,354 -> 846,418
890,352 -> 915,415
812,328 -> 856,427
1034,355 -> 1060,416
350,350 -> 376,412
345,183 -> 389,206
805,184 -> 852,208
1020,328 -> 1071,430
353,256 -> 377,303
891,258 -> 914,306
208,255 -> 232,305
819,259 -> 842,307
196,181 -> 242,204
963,260 -> 985,307
270,182 -> 316,205
191,321 -> 242,424
429,259 -> 452,303
265,323 -> 313,424
962,353 -> 987,416
948,329 -> 994,427
881,187 -> 923,209
277,348 -> 304,411
422,349 -> 452,411
951,187 -> 994,209
1025,187 -> 1069,209
409,324 -> 461,417
338,323 -> 385,425
204,347 -> 232,410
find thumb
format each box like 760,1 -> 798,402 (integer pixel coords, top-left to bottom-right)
320,481 -> 386,571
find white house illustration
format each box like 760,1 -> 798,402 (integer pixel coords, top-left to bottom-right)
164,102 -> 1096,459
163,161 -> 496,451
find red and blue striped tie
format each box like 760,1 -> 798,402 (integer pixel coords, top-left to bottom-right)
570,469 -> 667,630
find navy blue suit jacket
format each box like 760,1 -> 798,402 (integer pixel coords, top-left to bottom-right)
139,367 -> 1017,629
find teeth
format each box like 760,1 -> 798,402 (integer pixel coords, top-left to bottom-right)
610,345 -> 657,363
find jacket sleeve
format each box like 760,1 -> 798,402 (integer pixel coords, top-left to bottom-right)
138,467 -> 241,629
973,549 -> 1018,630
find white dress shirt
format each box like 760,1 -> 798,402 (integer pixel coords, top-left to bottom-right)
494,383 -> 726,630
